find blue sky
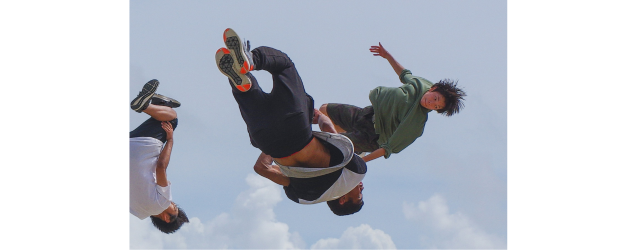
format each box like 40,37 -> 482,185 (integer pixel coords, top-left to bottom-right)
2,0 -> 640,249
128,1 -> 506,248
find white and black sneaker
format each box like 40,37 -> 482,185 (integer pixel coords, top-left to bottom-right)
223,28 -> 254,74
151,93 -> 181,108
131,79 -> 159,112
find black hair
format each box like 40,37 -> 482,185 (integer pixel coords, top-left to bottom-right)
327,199 -> 364,216
150,204 -> 189,234
431,79 -> 466,116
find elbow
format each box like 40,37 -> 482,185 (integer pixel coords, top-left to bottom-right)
253,163 -> 265,174
157,160 -> 169,170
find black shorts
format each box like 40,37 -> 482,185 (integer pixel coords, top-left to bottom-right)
129,117 -> 178,143
326,103 -> 379,153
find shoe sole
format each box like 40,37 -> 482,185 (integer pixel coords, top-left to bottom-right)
223,28 -> 253,74
152,93 -> 181,108
131,79 -> 159,112
216,48 -> 252,92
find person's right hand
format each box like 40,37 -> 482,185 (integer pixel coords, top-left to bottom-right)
312,109 -> 321,124
370,42 -> 390,59
258,152 -> 274,165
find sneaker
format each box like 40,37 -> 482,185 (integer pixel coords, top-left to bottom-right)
131,79 -> 159,112
151,93 -> 181,108
216,47 -> 252,92
223,28 -> 254,74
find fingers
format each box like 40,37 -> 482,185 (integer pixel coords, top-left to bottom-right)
312,109 -> 320,124
258,152 -> 274,164
369,47 -> 381,56
161,121 -> 173,132
370,43 -> 384,56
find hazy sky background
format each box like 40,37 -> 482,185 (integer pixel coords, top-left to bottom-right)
2,1 -> 639,250
128,0 -> 505,248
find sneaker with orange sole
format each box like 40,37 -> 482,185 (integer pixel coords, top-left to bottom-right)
223,28 -> 254,74
216,47 -> 252,92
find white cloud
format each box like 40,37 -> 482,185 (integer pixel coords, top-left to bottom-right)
130,174 -> 305,249
310,224 -> 396,249
131,173 -> 398,249
403,194 -> 506,249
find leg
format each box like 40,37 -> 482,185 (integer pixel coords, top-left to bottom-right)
251,46 -> 308,102
323,103 -> 367,133
143,104 -> 177,121
323,103 -> 380,153
319,104 -> 346,133
130,117 -> 178,143
235,46 -> 314,158
252,46 -> 313,125
216,30 -> 313,157
249,46 -> 315,157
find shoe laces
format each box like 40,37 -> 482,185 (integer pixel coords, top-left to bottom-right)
243,39 -> 253,64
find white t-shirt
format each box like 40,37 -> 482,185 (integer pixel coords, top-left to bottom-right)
130,137 -> 172,219
277,132 -> 366,204
297,167 -> 365,204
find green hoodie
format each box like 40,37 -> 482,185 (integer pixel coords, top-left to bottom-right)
369,69 -> 433,158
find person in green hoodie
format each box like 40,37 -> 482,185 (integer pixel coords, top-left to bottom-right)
318,43 -> 466,162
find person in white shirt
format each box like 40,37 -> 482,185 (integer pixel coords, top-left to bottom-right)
130,79 -> 189,234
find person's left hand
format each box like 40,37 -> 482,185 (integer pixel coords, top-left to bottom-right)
370,42 -> 390,59
161,121 -> 174,140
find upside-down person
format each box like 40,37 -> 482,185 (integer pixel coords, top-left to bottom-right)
215,28 -> 366,216
129,79 -> 189,233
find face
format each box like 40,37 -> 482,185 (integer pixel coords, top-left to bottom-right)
420,88 -> 446,111
341,182 -> 364,205
153,202 -> 178,223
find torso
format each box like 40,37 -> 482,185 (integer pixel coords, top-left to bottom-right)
281,134 -> 367,204
274,137 -> 331,168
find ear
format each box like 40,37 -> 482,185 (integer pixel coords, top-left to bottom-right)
338,196 -> 348,205
160,212 -> 170,223
428,85 -> 437,92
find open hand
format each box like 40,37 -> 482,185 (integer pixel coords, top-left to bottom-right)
161,121 -> 174,140
370,42 -> 390,59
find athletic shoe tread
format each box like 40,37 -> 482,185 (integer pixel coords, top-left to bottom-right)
216,48 -> 252,92
131,79 -> 159,112
224,28 -> 253,74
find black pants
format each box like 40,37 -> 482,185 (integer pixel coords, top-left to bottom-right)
129,118 -> 178,143
232,46 -> 314,158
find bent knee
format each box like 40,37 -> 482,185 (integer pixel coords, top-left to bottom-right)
319,104 -> 329,115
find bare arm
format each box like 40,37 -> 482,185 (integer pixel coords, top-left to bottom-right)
370,42 -> 405,77
361,148 -> 386,162
156,121 -> 174,187
253,152 -> 291,186
313,109 -> 338,133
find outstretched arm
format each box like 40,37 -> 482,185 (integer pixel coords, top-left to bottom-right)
253,152 -> 291,186
156,121 -> 174,187
361,148 -> 385,162
370,42 -> 405,77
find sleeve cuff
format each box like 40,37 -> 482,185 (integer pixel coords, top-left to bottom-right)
399,69 -> 412,83
380,145 -> 392,159
156,183 -> 172,201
